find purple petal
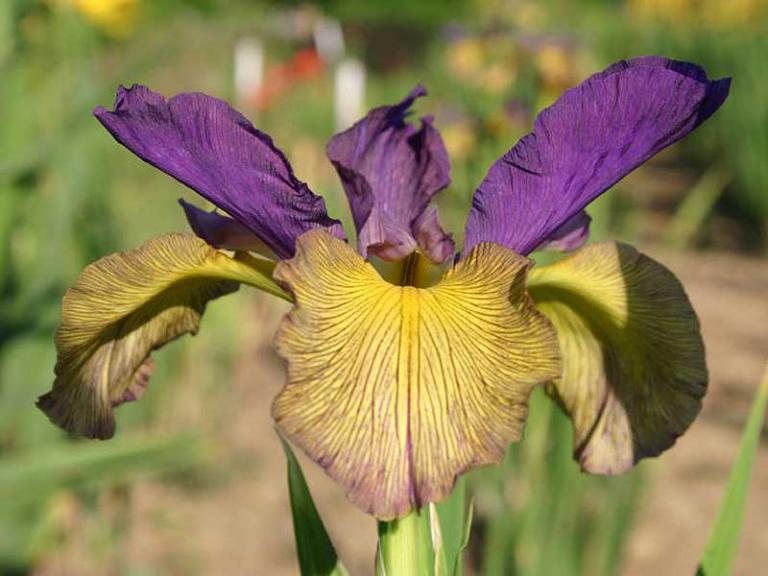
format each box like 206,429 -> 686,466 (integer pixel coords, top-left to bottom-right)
95,85 -> 345,259
413,205 -> 456,263
537,210 -> 591,252
464,57 -> 730,255
178,199 -> 275,257
327,86 -> 455,262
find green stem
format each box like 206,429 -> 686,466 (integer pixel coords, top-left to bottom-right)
377,510 -> 433,576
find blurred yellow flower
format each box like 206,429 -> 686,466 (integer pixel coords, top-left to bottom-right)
474,0 -> 547,29
446,38 -> 484,79
515,1 -> 546,29
441,122 -> 477,161
481,62 -> 516,94
445,37 -> 519,94
629,0 -> 765,28
52,0 -> 139,38
535,44 -> 573,89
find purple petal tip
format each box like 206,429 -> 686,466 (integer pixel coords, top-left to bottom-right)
409,84 -> 428,99
327,85 -> 453,262
464,56 -> 730,256
95,84 -> 344,259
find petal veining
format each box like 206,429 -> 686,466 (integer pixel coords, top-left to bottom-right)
37,234 -> 286,439
273,230 -> 560,519
528,242 -> 707,474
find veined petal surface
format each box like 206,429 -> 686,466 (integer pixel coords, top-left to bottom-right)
327,86 -> 454,263
528,242 -> 707,474
38,234 -> 286,439
95,85 -> 344,259
273,230 -> 559,519
464,57 -> 730,255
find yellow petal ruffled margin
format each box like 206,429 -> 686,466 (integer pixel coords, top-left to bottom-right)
37,233 -> 288,439
273,230 -> 560,520
528,242 -> 707,474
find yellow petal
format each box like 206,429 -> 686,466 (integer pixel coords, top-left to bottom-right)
38,233 -> 287,439
528,242 -> 707,474
273,230 -> 560,519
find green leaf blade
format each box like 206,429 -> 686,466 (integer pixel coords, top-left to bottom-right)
432,476 -> 471,576
697,365 -> 768,576
281,438 -> 348,576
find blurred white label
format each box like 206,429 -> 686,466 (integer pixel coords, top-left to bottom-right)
234,37 -> 264,107
334,58 -> 366,131
313,17 -> 345,64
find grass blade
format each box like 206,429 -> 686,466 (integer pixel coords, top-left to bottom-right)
456,498 -> 474,575
281,438 -> 348,576
432,476 -> 468,575
0,433 -> 204,505
697,364 -> 768,576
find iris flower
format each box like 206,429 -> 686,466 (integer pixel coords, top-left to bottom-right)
38,57 -> 729,520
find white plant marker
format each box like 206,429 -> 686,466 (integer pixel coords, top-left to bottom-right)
334,58 -> 366,131
314,17 -> 345,65
234,37 -> 265,111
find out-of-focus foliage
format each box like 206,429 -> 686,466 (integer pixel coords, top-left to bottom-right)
594,0 -> 768,244
697,368 -> 768,576
471,391 -> 643,576
0,1 -> 240,570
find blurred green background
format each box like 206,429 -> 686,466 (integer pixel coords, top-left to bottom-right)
1,0 -> 766,574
